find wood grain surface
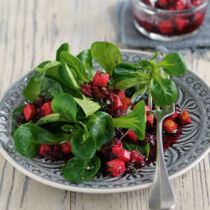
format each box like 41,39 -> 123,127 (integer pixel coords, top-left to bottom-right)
0,0 -> 209,209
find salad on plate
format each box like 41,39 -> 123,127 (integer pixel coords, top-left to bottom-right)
12,42 -> 191,182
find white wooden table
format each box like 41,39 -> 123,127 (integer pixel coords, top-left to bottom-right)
0,0 -> 209,209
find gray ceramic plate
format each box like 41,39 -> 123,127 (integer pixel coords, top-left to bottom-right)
0,50 -> 209,193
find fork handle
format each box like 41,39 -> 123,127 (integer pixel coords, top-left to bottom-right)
149,119 -> 176,210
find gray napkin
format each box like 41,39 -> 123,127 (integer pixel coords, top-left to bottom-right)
115,1 -> 210,50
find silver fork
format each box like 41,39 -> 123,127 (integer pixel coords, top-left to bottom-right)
148,70 -> 176,209
148,105 -> 176,210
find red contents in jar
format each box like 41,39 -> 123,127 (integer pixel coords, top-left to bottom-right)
133,0 -> 206,37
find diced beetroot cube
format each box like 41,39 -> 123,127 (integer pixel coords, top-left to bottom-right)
93,87 -> 107,99
127,130 -> 138,142
194,12 -> 204,26
23,104 -> 36,121
112,144 -> 123,156
61,141 -> 71,154
131,150 -> 145,164
39,144 -> 52,156
118,149 -> 131,162
176,0 -> 187,10
106,159 -> 125,177
158,20 -> 173,34
191,0 -> 202,7
145,105 -> 154,127
145,105 -> 151,113
109,93 -> 123,110
147,114 -> 154,127
179,110 -> 191,124
163,119 -> 178,133
117,90 -> 125,100
41,102 -> 53,116
93,70 -> 109,87
121,97 -> 131,111
175,17 -> 188,32
158,0 -> 168,8
141,21 -> 153,31
81,83 -> 92,98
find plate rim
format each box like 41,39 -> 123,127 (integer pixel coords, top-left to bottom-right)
0,49 -> 209,194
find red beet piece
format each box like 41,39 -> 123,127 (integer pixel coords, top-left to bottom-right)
118,149 -> 131,162
158,0 -> 168,8
93,87 -> 107,99
130,150 -> 145,164
117,90 -> 125,100
39,144 -> 52,156
163,119 -> 178,133
81,83 -> 92,98
194,12 -> 204,26
121,97 -> 131,111
176,0 -> 187,10
93,70 -> 109,87
106,159 -> 125,177
23,104 -> 36,121
61,141 -> 71,154
141,21 -> 153,31
145,105 -> 154,127
158,20 -> 173,34
167,112 -> 178,120
109,93 -> 123,110
127,130 -> 138,142
112,144 -> 123,157
179,110 -> 191,124
175,17 -> 188,31
41,101 -> 53,116
191,0 -> 202,7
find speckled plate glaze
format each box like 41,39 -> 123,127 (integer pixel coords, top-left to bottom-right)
0,50 -> 209,193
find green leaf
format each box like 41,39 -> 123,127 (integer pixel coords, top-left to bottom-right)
13,123 -> 68,158
34,60 -> 51,71
123,142 -> 150,158
60,51 -> 90,82
71,132 -> 96,160
131,84 -> 148,102
74,96 -> 100,118
113,63 -> 150,89
157,53 -> 187,76
137,60 -> 154,69
59,62 -> 80,91
91,41 -> 122,75
77,49 -> 94,80
62,156 -> 100,182
115,77 -> 148,90
41,77 -> 63,100
61,124 -> 75,132
88,112 -> 114,150
56,43 -> 70,61
36,113 -> 70,125
112,100 -> 146,140
52,93 -> 77,121
23,76 -> 43,101
35,61 -> 61,81
151,76 -> 177,107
